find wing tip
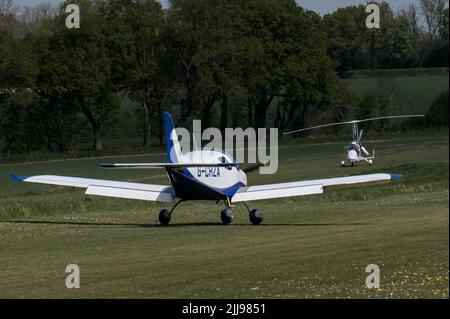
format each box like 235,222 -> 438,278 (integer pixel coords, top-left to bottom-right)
389,174 -> 403,180
10,174 -> 29,181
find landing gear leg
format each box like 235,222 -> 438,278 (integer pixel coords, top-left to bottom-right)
159,199 -> 184,226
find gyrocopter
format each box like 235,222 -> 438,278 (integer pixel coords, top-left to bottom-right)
284,115 -> 425,167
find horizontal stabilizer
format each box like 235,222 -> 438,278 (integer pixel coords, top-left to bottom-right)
101,163 -> 237,169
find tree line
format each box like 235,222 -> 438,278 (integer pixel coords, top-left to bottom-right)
324,0 -> 449,74
0,0 -> 448,154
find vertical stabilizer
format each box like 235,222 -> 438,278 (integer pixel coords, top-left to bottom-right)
164,112 -> 184,163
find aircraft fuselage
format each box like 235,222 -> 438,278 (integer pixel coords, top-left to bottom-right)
167,149 -> 247,200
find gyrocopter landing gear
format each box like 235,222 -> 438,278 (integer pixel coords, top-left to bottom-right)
243,202 -> 263,225
159,199 -> 185,226
221,198 -> 233,225
341,160 -> 346,167
368,159 -> 373,166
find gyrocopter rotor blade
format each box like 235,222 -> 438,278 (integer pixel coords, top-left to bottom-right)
283,114 -> 425,135
350,114 -> 426,124
283,120 -> 354,135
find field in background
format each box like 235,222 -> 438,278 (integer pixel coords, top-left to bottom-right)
344,74 -> 449,115
0,133 -> 448,298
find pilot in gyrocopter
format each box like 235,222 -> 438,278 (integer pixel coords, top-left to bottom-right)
345,141 -> 372,167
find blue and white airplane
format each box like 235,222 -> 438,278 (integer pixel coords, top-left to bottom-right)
11,112 -> 402,226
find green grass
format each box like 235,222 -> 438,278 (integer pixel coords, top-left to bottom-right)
344,75 -> 449,114
0,134 -> 448,298
347,67 -> 449,78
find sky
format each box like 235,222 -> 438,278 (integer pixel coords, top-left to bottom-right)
297,0 -> 421,14
17,0 -> 424,15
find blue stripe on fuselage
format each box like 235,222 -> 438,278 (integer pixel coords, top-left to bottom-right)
182,168 -> 244,197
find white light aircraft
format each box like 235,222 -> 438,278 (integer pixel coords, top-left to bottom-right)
11,112 -> 402,226
284,115 -> 425,167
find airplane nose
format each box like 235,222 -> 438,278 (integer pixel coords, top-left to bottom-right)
348,150 -> 358,160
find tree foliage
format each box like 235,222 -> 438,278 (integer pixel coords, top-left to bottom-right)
0,0 -> 447,155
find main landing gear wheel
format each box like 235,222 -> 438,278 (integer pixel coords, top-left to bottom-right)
341,161 -> 346,167
368,159 -> 373,166
158,199 -> 185,226
221,208 -> 233,225
159,209 -> 171,226
249,209 -> 263,225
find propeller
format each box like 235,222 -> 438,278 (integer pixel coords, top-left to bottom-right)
361,146 -> 370,156
243,161 -> 270,174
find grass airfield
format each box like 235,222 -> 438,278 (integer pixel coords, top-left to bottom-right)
0,134 -> 448,298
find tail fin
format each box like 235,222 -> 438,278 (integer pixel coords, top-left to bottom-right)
164,112 -> 184,163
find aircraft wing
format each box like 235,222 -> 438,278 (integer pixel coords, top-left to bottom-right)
10,174 -> 175,202
231,173 -> 401,202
